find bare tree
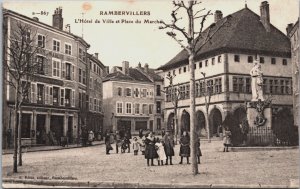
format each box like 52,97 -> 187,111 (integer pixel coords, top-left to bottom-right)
159,1 -> 231,175
164,72 -> 181,144
200,72 -> 212,142
4,21 -> 40,172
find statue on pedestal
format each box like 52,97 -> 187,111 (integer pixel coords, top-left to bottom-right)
250,60 -> 264,101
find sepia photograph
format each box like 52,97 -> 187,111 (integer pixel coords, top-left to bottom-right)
1,0 -> 299,188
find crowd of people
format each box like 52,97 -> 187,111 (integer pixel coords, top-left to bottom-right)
104,129 -> 205,166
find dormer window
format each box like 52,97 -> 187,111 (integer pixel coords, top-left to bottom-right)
248,56 -> 253,63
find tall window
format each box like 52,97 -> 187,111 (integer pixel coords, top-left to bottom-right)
79,48 -> 85,61
65,44 -> 72,55
212,57 -> 215,65
66,63 -> 71,80
52,60 -> 60,77
79,68 -> 82,83
157,118 -> 161,130
183,67 -> 187,72
179,68 -> 181,74
65,89 -> 71,107
269,80 -> 274,94
37,84 -> 44,104
156,85 -> 161,96
94,99 -> 97,111
89,77 -> 93,89
36,56 -> 45,75
142,89 -> 147,97
200,81 -> 205,96
37,34 -> 45,48
117,87 -> 122,96
89,97 -> 92,110
53,87 -> 59,106
205,60 -> 208,67
60,89 -> 64,106
126,103 -> 132,114
53,39 -> 60,52
199,62 -> 202,68
135,103 -> 140,114
246,78 -> 251,93
142,104 -> 148,114
156,101 -> 161,114
215,78 -> 222,94
126,88 -> 132,97
135,88 -> 139,97
82,71 -> 86,85
117,102 -> 123,114
149,104 -> 154,114
185,85 -> 190,99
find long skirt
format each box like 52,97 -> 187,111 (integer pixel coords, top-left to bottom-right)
144,144 -> 158,159
179,145 -> 190,157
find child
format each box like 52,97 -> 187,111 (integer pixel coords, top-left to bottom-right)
132,137 -> 139,155
155,139 -> 167,166
140,140 -> 145,155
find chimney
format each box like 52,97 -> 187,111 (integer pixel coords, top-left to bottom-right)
260,1 -> 270,32
52,7 -> 63,30
94,53 -> 99,59
144,63 -> 149,73
214,10 -> 223,23
122,61 -> 129,75
104,66 -> 109,75
286,23 -> 294,36
32,17 -> 39,21
64,24 -> 71,33
138,62 -> 141,68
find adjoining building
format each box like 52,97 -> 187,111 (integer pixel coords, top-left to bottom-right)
287,19 -> 299,128
102,62 -> 164,135
2,8 -> 105,148
158,1 -> 293,138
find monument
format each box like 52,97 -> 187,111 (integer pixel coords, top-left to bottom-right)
247,60 -> 273,145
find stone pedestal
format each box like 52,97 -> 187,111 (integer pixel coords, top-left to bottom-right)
247,102 -> 272,128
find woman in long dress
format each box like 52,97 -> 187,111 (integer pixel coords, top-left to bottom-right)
179,131 -> 190,164
144,132 -> 158,166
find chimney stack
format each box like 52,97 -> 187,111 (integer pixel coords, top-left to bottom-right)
144,63 -> 149,73
214,10 -> 223,23
95,53 -> 99,59
260,1 -> 270,32
64,24 -> 71,33
52,7 -> 63,30
122,61 -> 129,75
138,62 -> 141,68
286,23 -> 294,36
104,66 -> 109,76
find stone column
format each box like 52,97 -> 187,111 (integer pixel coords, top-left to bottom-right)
46,110 -> 51,134
64,112 -> 68,137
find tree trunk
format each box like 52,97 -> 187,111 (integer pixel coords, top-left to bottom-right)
13,86 -> 18,173
187,2 -> 198,175
18,106 -> 22,166
205,111 -> 211,143
174,108 -> 178,145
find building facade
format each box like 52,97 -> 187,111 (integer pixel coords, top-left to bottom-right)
288,19 -> 299,128
103,61 -> 164,135
2,8 -> 94,147
158,2 -> 293,137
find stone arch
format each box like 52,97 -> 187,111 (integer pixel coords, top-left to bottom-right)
167,112 -> 175,131
209,107 -> 222,137
196,110 -> 206,137
233,106 -> 247,125
181,109 -> 190,135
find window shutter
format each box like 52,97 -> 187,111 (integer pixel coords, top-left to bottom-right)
45,86 -> 49,104
31,83 -> 37,103
44,57 -> 48,75
71,90 -> 75,107
72,65 -> 75,81
62,62 -> 66,79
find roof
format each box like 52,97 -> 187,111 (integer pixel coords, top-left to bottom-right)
103,67 -> 153,83
3,8 -> 90,48
87,53 -> 106,69
136,67 -> 164,82
158,7 -> 291,70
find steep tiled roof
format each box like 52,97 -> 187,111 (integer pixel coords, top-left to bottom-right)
158,7 -> 291,70
103,68 -> 152,83
137,67 -> 163,81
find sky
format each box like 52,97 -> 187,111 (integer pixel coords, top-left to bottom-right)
3,0 -> 299,70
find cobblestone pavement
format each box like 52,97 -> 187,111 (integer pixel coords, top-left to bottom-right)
2,138 -> 299,187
